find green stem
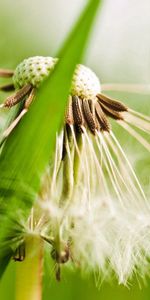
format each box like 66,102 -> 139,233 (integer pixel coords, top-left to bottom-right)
61,131 -> 83,206
16,236 -> 43,300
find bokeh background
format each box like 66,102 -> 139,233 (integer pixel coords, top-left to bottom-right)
0,0 -> 150,299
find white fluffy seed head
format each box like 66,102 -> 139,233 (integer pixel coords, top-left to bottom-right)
13,56 -> 101,99
13,56 -> 58,88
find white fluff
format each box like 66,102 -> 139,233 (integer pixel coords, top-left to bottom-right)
38,125 -> 150,286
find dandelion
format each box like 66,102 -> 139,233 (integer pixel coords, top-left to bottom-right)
0,56 -> 150,286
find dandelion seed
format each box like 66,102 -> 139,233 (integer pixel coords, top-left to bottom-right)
0,56 -> 150,284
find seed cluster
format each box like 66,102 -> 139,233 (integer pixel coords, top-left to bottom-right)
13,56 -> 58,89
71,64 -> 101,100
12,56 -> 127,136
13,56 -> 101,101
65,94 -> 127,135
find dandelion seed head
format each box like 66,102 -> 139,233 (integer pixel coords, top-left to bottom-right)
13,56 -> 58,88
1,55 -> 150,285
13,56 -> 101,100
71,64 -> 101,99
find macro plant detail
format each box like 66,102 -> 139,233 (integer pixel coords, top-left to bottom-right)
0,56 -> 149,146
0,55 -> 150,286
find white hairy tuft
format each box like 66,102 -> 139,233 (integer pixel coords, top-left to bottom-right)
37,127 -> 150,286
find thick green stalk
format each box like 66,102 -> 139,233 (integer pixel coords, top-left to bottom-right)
16,236 -> 43,300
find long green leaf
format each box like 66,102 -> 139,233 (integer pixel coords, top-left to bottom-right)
0,0 -> 101,212
0,253 -> 12,279
0,1 -> 102,275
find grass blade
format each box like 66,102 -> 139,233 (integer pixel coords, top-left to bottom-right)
0,0 -> 102,275
0,0 -> 101,210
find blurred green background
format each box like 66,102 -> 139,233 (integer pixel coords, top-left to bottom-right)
0,0 -> 150,299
